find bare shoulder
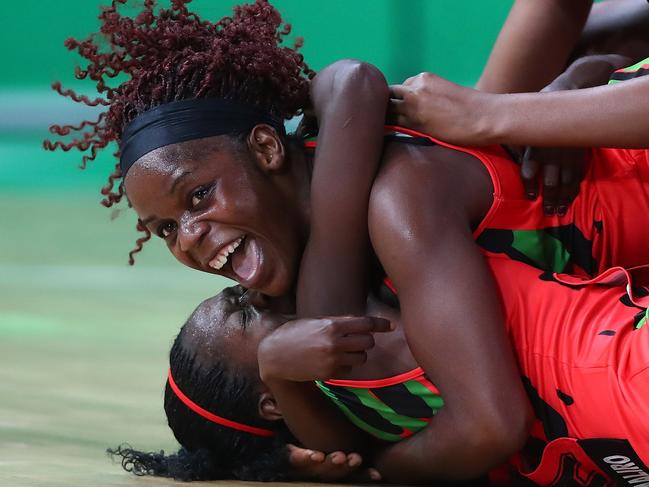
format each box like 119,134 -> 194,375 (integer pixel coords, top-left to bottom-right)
369,142 -> 492,238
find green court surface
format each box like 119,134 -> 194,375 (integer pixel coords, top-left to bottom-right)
0,195 -> 384,480
0,188 -> 226,486
0,140 -> 378,487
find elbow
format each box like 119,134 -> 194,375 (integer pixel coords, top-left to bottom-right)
485,408 -> 532,459
349,61 -> 390,101
459,402 -> 533,473
328,60 -> 389,100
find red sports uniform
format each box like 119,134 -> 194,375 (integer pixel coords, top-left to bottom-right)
389,126 -> 649,278
489,257 -> 649,486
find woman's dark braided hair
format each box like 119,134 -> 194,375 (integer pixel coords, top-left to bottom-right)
109,310 -> 294,481
45,0 -> 314,263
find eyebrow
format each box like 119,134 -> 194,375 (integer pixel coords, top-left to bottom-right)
169,170 -> 193,195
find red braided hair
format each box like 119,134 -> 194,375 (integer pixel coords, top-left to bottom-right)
45,0 -> 314,262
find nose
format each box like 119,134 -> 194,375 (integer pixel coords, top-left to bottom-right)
178,212 -> 208,253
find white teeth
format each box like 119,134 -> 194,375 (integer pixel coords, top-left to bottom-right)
209,236 -> 244,270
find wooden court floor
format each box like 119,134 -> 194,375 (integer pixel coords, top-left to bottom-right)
1,194 -> 377,486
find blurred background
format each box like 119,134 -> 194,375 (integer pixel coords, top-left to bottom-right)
0,1 -> 512,485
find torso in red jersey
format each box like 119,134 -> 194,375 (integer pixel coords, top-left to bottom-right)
488,257 -> 649,487
386,126 -> 649,277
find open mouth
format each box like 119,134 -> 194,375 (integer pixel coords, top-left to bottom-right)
208,236 -> 245,271
208,235 -> 262,285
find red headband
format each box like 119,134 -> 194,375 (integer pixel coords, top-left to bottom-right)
167,369 -> 275,437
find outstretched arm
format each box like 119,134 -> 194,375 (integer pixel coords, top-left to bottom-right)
483,74 -> 649,148
390,62 -> 649,149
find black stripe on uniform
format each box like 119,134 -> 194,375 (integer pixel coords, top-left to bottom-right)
610,67 -> 649,81
324,383 -> 404,435
370,383 -> 434,419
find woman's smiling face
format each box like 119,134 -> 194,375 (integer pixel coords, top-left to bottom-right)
124,128 -> 309,296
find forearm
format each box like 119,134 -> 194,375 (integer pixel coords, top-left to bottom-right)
297,60 -> 388,317
485,76 -> 649,148
477,0 -> 592,93
257,317 -> 390,455
374,408 -> 514,484
265,379 -> 371,453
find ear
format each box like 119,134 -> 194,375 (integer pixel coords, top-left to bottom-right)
258,391 -> 284,422
247,124 -> 286,173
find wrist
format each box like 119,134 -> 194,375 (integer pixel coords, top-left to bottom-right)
474,92 -> 509,146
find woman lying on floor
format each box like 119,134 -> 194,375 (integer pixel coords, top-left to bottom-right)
49,1 -> 649,484
113,256 -> 649,486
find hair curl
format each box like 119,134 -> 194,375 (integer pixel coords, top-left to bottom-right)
109,302 -> 294,481
45,0 -> 314,262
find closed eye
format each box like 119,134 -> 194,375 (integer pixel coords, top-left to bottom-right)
240,308 -> 252,329
238,290 -> 253,328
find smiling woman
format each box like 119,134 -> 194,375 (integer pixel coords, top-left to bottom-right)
43,0 -> 649,484
45,0 -> 314,281
124,127 -> 312,296
43,1 -> 533,482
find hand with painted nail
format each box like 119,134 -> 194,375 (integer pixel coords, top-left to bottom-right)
519,146 -> 587,216
287,444 -> 381,482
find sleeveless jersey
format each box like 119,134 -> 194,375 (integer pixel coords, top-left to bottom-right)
305,128 -> 649,484
385,126 -> 649,278
318,257 -> 649,486
308,126 -> 649,276
314,369 -> 442,442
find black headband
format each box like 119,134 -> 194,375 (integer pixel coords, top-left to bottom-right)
119,98 -> 286,175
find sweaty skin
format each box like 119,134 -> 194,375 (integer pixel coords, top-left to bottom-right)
125,132 -> 312,296
192,252 -> 649,485
124,127 -> 533,481
297,60 -> 388,317
274,61 -> 392,453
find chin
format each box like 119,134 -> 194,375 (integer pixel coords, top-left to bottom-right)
260,269 -> 294,297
